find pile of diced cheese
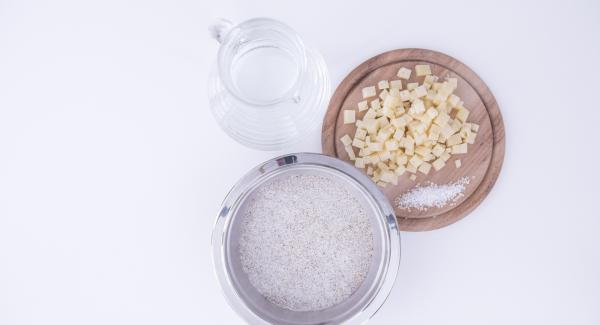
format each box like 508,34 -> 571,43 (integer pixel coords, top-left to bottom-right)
340,65 -> 479,187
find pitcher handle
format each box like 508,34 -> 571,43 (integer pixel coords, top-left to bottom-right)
209,18 -> 234,44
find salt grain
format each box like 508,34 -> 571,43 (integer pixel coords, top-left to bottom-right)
238,174 -> 374,311
394,176 -> 472,211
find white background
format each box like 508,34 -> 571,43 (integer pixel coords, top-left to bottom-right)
1,0 -> 599,324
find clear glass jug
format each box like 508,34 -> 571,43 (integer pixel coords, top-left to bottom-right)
208,18 -> 330,151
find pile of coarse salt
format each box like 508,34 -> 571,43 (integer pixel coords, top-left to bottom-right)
395,176 -> 472,211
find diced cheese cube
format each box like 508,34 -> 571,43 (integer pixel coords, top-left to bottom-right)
423,74 -> 438,85
426,90 -> 436,101
381,106 -> 395,119
379,89 -> 389,101
406,163 -> 417,174
396,67 -> 412,80
378,150 -> 391,162
438,132 -> 447,144
437,82 -> 453,97
451,143 -> 468,154
437,101 -> 449,114
415,113 -> 433,125
354,128 -> 367,141
362,86 -> 376,98
367,153 -> 381,164
385,139 -> 400,151
366,166 -> 374,176
343,110 -> 355,124
450,119 -> 463,133
409,174 -> 417,181
432,82 -> 442,91
376,116 -> 390,128
427,132 -> 439,142
428,124 -> 441,136
460,126 -> 472,139
407,120 -> 425,134
390,117 -> 406,129
426,107 -> 439,119
340,134 -> 352,146
409,155 -> 423,167
415,146 -> 432,160
440,123 -> 455,138
399,136 -> 414,149
440,152 -> 451,161
471,123 -> 480,132
359,148 -> 370,157
376,181 -> 387,188
344,145 -> 356,160
446,77 -> 458,90
398,90 -> 411,101
447,94 -> 461,107
413,133 -> 427,146
409,99 -> 426,115
364,108 -> 377,120
414,146 -> 430,156
425,89 -> 436,100
446,133 -> 463,146
415,64 -> 432,76
397,153 -> 408,165
407,82 -> 419,90
432,158 -> 446,171
378,80 -> 389,90
380,170 -> 397,183
455,159 -> 462,168
433,112 -> 450,126
418,162 -> 432,174
376,129 -> 392,143
395,104 -> 406,116
363,119 -> 378,135
390,80 -> 402,89
352,138 -> 366,149
383,94 -> 400,108
466,132 -> 477,144
368,142 -> 383,152
433,92 -> 448,105
358,100 -> 369,112
377,162 -> 390,171
370,98 -> 381,110
388,87 -> 401,97
455,107 -> 470,123
394,165 -> 406,176
414,85 -> 428,98
355,157 -> 365,168
431,144 -> 445,157
421,154 -> 434,162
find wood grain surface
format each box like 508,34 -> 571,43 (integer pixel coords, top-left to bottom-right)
322,48 -> 505,231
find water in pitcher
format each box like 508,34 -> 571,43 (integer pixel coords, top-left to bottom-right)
230,46 -> 299,104
208,18 -> 330,150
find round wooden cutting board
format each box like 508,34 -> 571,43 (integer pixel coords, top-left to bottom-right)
322,49 -> 505,231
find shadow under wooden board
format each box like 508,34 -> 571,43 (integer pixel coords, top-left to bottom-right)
322,48 -> 505,231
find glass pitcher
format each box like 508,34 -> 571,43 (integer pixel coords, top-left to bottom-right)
208,18 -> 330,151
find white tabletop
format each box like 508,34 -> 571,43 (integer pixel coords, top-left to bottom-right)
1,0 -> 599,324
